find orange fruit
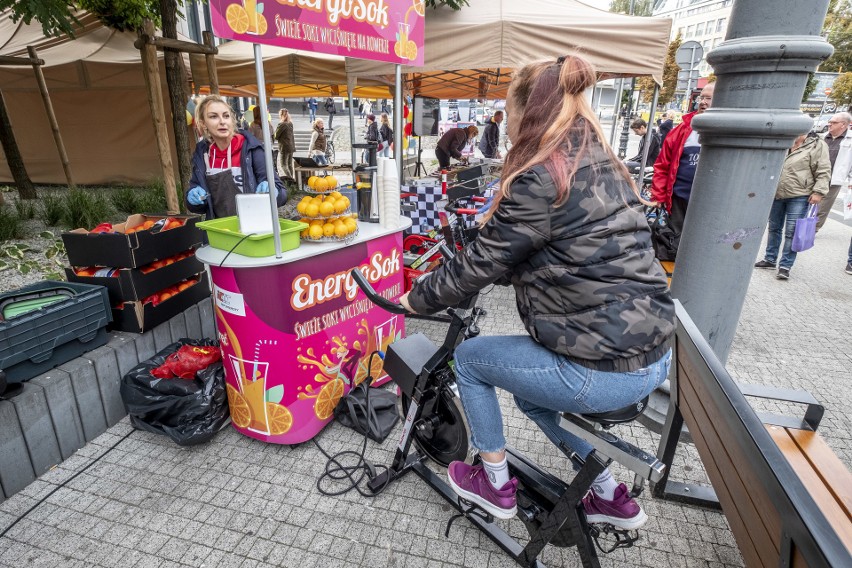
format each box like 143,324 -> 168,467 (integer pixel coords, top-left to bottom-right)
322,223 -> 335,237
159,292 -> 173,303
308,225 -> 324,240
314,177 -> 328,193
334,224 -> 348,238
413,0 -> 425,16
227,385 -> 252,428
406,41 -> 417,61
333,199 -> 348,214
266,402 -> 293,435
305,203 -> 320,218
307,176 -> 319,189
319,201 -> 334,217
226,4 -> 250,34
314,378 -> 344,419
324,175 -> 338,189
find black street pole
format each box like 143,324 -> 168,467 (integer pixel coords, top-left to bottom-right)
618,78 -> 636,158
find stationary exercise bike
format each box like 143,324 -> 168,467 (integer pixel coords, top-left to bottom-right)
350,255 -> 668,568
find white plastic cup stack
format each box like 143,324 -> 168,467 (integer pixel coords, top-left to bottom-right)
372,159 -> 383,222
380,158 -> 400,228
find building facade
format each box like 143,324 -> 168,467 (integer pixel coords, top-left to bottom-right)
653,0 -> 734,77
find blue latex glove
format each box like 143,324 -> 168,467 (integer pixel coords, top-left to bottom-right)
187,186 -> 208,206
256,180 -> 270,194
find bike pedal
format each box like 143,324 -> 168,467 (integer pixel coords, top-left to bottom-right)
444,497 -> 495,538
588,523 -> 640,553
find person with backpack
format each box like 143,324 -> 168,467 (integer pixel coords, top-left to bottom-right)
324,97 -> 337,129
378,112 -> 394,158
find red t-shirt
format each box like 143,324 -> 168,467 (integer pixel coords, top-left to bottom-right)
207,134 -> 244,171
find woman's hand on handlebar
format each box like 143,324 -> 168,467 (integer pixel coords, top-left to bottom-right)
399,292 -> 417,314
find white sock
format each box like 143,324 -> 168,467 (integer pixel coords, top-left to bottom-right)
482,457 -> 510,489
592,469 -> 618,500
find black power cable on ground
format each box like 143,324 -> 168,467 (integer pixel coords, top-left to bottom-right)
313,351 -> 393,498
0,428 -> 136,539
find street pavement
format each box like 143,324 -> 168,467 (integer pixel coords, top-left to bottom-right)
0,138 -> 850,567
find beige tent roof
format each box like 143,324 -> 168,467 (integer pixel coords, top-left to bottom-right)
345,0 -> 672,99
0,10 -> 182,185
188,41 -> 391,97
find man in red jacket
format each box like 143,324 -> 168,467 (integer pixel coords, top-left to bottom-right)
650,83 -> 715,250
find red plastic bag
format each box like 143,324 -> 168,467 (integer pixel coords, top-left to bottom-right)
151,345 -> 222,379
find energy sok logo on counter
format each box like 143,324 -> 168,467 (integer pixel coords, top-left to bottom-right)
214,284 -> 246,317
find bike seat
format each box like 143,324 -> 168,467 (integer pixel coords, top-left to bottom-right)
578,396 -> 649,427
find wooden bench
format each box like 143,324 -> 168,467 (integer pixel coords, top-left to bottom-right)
652,301 -> 852,566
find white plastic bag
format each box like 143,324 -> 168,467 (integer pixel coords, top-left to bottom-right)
843,188 -> 852,221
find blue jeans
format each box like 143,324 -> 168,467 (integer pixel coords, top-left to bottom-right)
309,108 -> 316,122
765,195 -> 809,270
848,237 -> 852,264
453,335 -> 672,459
312,154 -> 329,166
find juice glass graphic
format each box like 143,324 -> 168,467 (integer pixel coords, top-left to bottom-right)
230,355 -> 270,433
398,22 -> 410,46
244,0 -> 259,34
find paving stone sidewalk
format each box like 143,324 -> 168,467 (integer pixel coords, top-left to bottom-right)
0,209 -> 849,568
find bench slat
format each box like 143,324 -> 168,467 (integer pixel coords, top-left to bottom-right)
766,427 -> 852,557
680,368 -> 776,568
787,429 -> 852,521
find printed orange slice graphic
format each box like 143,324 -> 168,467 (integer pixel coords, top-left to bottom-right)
406,41 -> 418,61
266,402 -> 293,435
227,384 -> 252,428
256,14 -> 268,35
354,354 -> 385,386
314,378 -> 345,419
413,0 -> 426,16
226,4 -> 250,34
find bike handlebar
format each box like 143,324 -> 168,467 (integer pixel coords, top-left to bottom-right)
350,269 -> 410,314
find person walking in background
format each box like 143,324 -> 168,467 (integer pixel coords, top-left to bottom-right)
275,108 -> 295,180
625,118 -> 661,172
379,112 -> 394,158
436,125 -> 479,169
186,95 -> 286,218
817,112 -> 852,231
307,97 -> 318,123
358,100 -> 365,119
754,132 -> 830,280
658,110 -> 675,145
363,113 -> 379,163
324,97 -> 337,129
247,107 -> 272,145
479,110 -> 504,159
309,118 -> 329,166
649,83 -> 715,258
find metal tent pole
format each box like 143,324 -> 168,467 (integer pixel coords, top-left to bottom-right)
640,85 -> 661,172
394,64 -> 404,182
253,43 -> 282,258
347,76 -> 358,168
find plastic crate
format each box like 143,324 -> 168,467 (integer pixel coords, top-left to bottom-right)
0,281 -> 112,384
196,217 -> 308,258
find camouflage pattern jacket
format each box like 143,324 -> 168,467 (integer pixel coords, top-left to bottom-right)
407,146 -> 675,372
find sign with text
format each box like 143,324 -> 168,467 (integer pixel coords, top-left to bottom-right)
210,0 -> 425,66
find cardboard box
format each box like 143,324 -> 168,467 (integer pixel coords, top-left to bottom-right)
109,272 -> 211,334
62,214 -> 205,268
65,252 -> 203,304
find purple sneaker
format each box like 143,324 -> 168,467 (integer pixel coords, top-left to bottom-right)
447,461 -> 518,519
582,483 -> 648,530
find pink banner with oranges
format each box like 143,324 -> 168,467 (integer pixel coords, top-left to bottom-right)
210,0 -> 425,66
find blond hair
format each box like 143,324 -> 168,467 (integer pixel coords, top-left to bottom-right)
195,95 -> 237,141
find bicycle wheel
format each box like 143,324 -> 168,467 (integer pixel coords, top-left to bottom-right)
400,382 -> 470,467
326,141 -> 336,164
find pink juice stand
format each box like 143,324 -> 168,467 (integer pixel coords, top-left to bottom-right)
195,218 -> 412,444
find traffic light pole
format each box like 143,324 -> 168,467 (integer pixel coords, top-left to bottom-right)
670,0 -> 833,362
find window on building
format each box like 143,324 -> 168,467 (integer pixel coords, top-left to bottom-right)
686,25 -> 694,38
703,40 -> 711,52
716,18 -> 727,33
706,20 -> 714,33
695,23 -> 704,36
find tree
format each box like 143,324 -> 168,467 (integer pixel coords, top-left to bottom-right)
425,0 -> 469,9
821,0 -> 852,73
2,1 -> 194,199
609,0 -> 654,17
831,72 -> 852,106
660,33 -> 683,105
803,73 -> 818,102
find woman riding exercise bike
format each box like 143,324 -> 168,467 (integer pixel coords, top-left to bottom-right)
399,55 -> 675,529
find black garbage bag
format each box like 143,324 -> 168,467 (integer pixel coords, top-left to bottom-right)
650,208 -> 679,261
120,339 -> 230,446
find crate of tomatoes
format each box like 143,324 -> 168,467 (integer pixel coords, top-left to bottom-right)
62,214 -> 205,269
111,273 -> 211,333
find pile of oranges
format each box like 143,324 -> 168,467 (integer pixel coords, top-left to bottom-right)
306,175 -> 338,193
295,192 -> 351,218
299,216 -> 359,240
140,277 -> 199,307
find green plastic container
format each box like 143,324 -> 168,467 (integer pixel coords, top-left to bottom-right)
196,217 -> 308,257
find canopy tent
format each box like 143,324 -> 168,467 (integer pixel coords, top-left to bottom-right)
188,41 -> 391,98
345,0 -> 672,99
0,10 -> 185,185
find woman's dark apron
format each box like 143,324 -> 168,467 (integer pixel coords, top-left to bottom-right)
205,143 -> 241,218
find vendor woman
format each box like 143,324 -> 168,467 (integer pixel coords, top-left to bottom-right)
436,125 -> 479,169
187,95 -> 287,218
